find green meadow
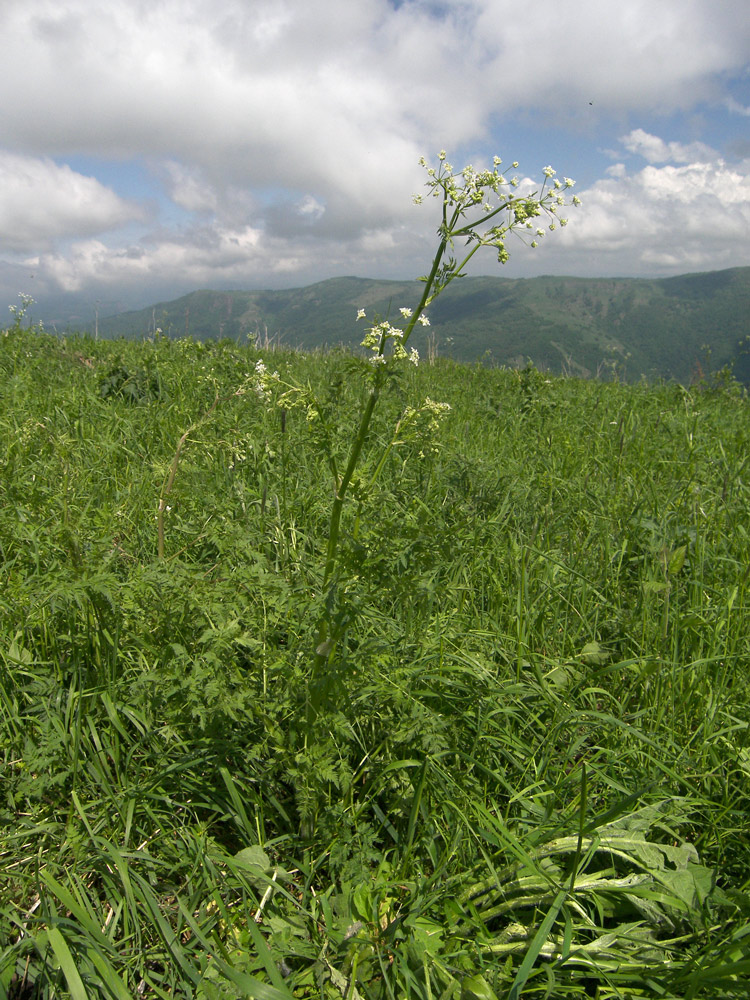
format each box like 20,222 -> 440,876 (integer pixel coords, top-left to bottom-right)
2,322 -> 750,998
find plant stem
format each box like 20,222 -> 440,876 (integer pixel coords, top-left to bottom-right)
309,236 -> 449,702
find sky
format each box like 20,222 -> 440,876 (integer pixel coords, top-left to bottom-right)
1,0 -> 749,323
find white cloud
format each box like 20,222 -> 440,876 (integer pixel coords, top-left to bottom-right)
727,97 -> 750,117
39,224 -> 262,294
161,162 -> 218,213
296,195 -> 326,221
620,129 -> 717,164
0,0 -> 749,305
472,0 -> 750,115
2,1 -> 747,196
545,147 -> 750,276
0,152 -> 143,253
23,207 -> 432,308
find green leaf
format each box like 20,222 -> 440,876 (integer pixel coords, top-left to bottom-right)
508,888 -> 568,1000
235,845 -> 272,872
580,641 -> 611,666
46,927 -> 89,1000
667,544 -> 688,576
461,973 -> 498,1000
234,846 -> 273,889
404,915 -> 445,959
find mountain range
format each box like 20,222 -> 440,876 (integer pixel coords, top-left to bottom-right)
86,267 -> 750,383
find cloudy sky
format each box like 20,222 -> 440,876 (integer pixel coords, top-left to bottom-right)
1,0 -> 749,322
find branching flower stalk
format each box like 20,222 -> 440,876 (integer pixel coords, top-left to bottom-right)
254,153 -> 579,709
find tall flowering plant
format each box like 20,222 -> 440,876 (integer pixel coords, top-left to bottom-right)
254,152 -> 579,710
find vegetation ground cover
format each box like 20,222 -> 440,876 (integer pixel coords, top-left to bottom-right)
2,316 -> 750,998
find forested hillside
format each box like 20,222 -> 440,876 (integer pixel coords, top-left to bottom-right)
89,266 -> 750,382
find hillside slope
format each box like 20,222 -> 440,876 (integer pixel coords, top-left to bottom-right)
91,267 -> 750,382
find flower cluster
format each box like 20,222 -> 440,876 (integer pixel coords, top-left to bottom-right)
6,293 -> 42,335
234,358 -> 281,405
399,397 -> 452,458
414,152 -> 522,211
243,359 -> 330,431
412,153 -> 581,278
356,308 -> 428,366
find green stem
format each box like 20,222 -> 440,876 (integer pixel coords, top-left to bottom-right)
309,235 -> 450,699
322,235 -> 448,586
322,382 -> 381,589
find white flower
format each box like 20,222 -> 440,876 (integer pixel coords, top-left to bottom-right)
418,315 -> 430,327
409,348 -> 419,366
543,166 -> 556,178
356,308 -> 366,320
399,307 -> 412,318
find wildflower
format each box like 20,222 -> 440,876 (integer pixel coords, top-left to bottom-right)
409,348 -> 419,366
356,308 -> 366,320
543,166 -> 556,178
418,315 -> 430,327
399,307 -> 412,318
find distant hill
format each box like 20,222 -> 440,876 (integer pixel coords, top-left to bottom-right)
89,268 -> 750,383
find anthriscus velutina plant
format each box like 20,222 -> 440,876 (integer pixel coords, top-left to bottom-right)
5,293 -> 41,336
253,152 -> 579,712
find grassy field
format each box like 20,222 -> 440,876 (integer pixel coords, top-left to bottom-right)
2,321 -> 750,998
